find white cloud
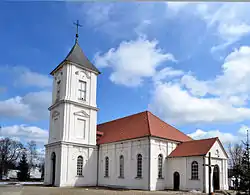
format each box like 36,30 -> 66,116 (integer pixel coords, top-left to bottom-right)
238,125 -> 249,137
166,2 -> 192,13
77,3 -> 164,39
188,129 -> 238,144
94,36 -> 175,87
149,82 -> 250,125
17,68 -> 52,88
153,67 -> 183,84
182,46 -> 250,98
0,66 -> 52,88
166,2 -> 250,51
0,91 -> 51,121
188,124 -> 249,145
149,44 -> 250,125
0,124 -> 48,145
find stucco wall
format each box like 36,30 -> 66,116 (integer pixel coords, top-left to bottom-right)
204,140 -> 228,193
98,137 -> 150,190
45,62 -> 98,187
150,137 -> 178,190
166,156 -> 204,192
44,144 -> 62,186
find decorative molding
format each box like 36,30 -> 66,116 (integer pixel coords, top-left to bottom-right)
68,62 -> 99,75
52,110 -> 60,118
48,99 -> 98,111
74,110 -> 90,118
75,70 -> 91,79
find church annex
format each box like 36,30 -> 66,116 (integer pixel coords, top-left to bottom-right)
44,30 -> 229,193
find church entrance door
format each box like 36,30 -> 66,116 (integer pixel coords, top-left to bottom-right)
213,165 -> 220,191
173,171 -> 180,190
51,152 -> 56,186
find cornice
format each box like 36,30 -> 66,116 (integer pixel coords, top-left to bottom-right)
48,99 -> 99,111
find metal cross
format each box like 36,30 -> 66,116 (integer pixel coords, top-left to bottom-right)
203,152 -> 215,195
73,20 -> 82,41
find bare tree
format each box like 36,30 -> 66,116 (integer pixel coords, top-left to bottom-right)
228,143 -> 244,190
27,140 -> 38,176
0,137 -> 23,180
228,143 -> 244,168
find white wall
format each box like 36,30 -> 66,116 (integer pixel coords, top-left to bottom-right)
166,156 -> 204,192
48,63 -> 98,146
45,61 -> 98,187
98,137 -> 150,190
44,144 -> 62,186
59,143 -> 97,187
149,137 -> 178,191
204,140 -> 228,193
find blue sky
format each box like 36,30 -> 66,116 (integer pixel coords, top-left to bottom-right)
1,2 -> 250,150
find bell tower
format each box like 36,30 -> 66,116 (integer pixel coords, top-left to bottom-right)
44,21 -> 100,187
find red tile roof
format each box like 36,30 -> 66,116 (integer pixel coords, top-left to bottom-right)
168,137 -> 218,157
97,111 -> 192,144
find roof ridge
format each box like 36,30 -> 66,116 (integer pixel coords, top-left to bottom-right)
145,111 -> 152,136
147,111 -> 193,141
98,110 -> 148,126
182,137 -> 218,143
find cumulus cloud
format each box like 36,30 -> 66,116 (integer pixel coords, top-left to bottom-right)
0,91 -> 51,121
188,125 -> 249,145
182,46 -> 250,98
0,65 -> 52,88
149,82 -> 250,125
188,129 -> 238,144
148,44 -> 250,125
17,68 -> 52,88
0,124 -> 48,145
94,36 -> 175,87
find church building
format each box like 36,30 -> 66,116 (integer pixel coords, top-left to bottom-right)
44,30 -> 229,193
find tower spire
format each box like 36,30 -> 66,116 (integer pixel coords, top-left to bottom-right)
73,20 -> 82,43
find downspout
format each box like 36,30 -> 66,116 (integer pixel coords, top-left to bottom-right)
96,145 -> 99,187
148,136 -> 151,191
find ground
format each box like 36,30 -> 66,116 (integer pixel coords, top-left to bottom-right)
0,186 -> 208,195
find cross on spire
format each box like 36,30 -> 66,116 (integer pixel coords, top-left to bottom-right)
73,20 -> 82,42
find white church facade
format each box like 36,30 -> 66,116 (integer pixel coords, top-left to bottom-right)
44,33 -> 229,193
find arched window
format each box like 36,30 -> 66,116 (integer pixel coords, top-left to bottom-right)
137,154 -> 142,178
77,156 -> 83,176
119,155 -> 124,178
158,154 -> 163,178
105,156 -> 109,177
191,161 -> 198,180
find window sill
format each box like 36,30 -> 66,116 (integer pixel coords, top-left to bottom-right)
118,176 -> 124,179
104,176 -> 109,178
135,177 -> 143,180
157,177 -> 164,180
76,175 -> 84,178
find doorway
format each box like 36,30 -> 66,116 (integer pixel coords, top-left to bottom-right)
173,171 -> 180,190
213,165 -> 220,191
51,152 -> 56,186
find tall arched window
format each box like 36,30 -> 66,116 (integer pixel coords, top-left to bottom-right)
119,155 -> 124,178
137,154 -> 142,178
158,154 -> 163,178
77,156 -> 83,176
191,161 -> 198,180
105,156 -> 109,177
